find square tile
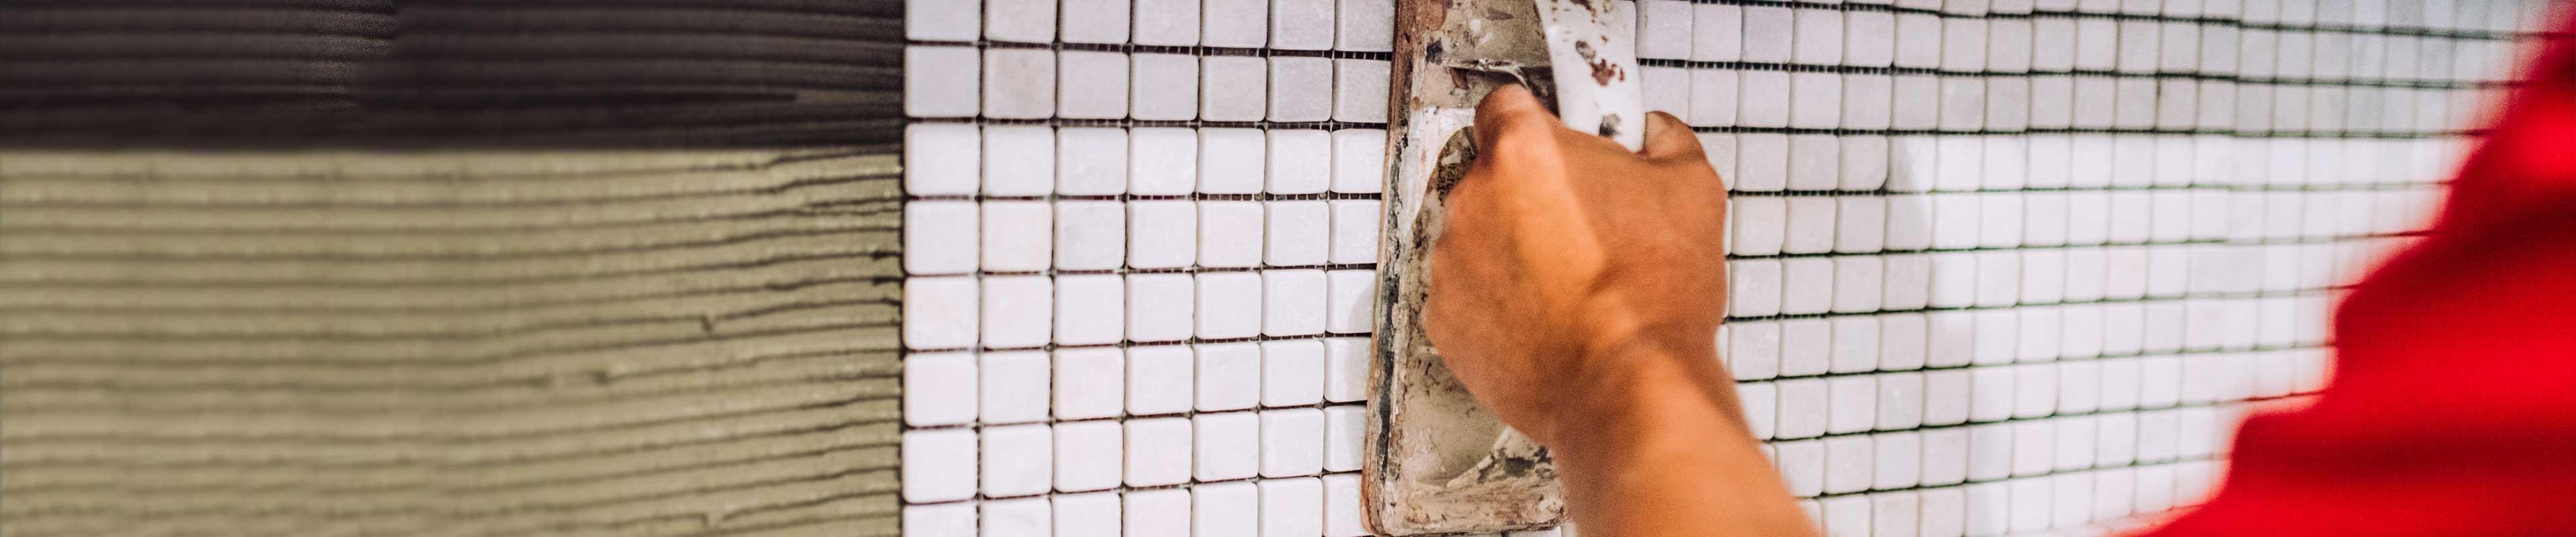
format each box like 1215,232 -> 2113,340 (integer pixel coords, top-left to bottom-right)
906,351 -> 979,426
1731,259 -> 1785,317
985,0 -> 1057,42
1834,316 -> 1875,371
1134,0 -> 1200,45
982,350 -> 1053,423
1739,383 -> 1778,439
1273,0 -> 1334,50
1638,0 -> 1697,60
1269,130 -> 1333,195
1324,475 -> 1369,536
1056,274 -> 1126,346
908,0 -> 981,41
1875,373 -> 1925,430
1201,56 -> 1268,121
1731,197 -> 1786,256
1055,422 -> 1125,493
1199,200 -> 1264,266
1127,199 -> 1197,268
1263,268 -> 1329,336
1053,492 -> 1120,537
1326,405 -> 1367,471
1776,379 -> 1831,438
1197,271 -> 1264,339
1742,5 -> 1795,63
1832,256 -> 1884,313
2074,18 -> 2117,70
1890,75 -> 1941,130
1790,72 -> 1843,129
1260,409 -> 1326,477
1688,68 -> 1739,127
1269,57 -> 1334,122
1938,77 -> 1986,132
1058,128 -> 1128,195
908,201 -> 979,275
1326,269 -> 1375,334
983,126 -> 1056,196
1731,321 -> 1784,379
1787,134 -> 1841,191
1893,13 -> 1944,68
905,430 -> 979,502
1061,0 -> 1131,44
1735,133 -> 1790,190
907,46 -> 981,117
1125,418 -> 1194,486
1987,19 -> 2033,73
1132,54 -> 1201,121
1792,9 -> 1845,66
908,503 -> 979,537
1054,346 -> 1126,420
1203,0 -> 1269,47
1824,436 -> 1876,494
1061,51 -> 1131,119
1337,0 -> 1394,51
1324,338 -> 1370,402
1841,74 -> 1894,130
1057,201 -> 1126,271
1259,477 -> 1325,536
985,48 -> 1057,119
1941,18 -> 1989,72
1776,440 -> 1826,497
980,276 -> 1053,348
1332,129 -> 1388,193
1265,201 -> 1330,266
1194,411 -> 1262,480
1693,3 -> 1746,62
982,424 -> 1053,497
1845,11 -> 1896,67
1127,345 -> 1195,413
1334,59 -> 1392,123
1984,76 -> 2031,131
1643,66 -> 1693,124
1785,196 -> 1839,254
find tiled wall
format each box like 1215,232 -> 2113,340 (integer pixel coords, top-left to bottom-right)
898,0 -> 2563,536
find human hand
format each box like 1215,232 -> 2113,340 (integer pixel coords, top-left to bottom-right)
1423,85 -> 1734,447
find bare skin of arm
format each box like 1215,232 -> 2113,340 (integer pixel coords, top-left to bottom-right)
1425,85 -> 1818,537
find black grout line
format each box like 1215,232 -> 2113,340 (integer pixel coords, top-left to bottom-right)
1685,126 -> 2498,138
1687,0 -> 2558,41
1631,58 -> 2529,91
918,39 -> 1401,60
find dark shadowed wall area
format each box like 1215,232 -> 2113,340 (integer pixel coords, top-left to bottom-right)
0,2 -> 908,535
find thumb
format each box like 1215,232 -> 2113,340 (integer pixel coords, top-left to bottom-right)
1638,111 -> 1705,162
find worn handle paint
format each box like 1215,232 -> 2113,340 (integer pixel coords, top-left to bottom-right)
1530,0 -> 1646,150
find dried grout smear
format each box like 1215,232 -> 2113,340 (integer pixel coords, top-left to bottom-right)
898,0 -> 2552,535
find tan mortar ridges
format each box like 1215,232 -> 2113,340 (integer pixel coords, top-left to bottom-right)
0,150 -> 906,536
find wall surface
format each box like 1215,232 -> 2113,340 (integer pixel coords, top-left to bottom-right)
0,3 -> 915,534
898,0 -> 2562,536
0,150 -> 908,536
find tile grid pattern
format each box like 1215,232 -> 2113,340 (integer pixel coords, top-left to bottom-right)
902,0 -> 1404,536
900,0 -> 2563,536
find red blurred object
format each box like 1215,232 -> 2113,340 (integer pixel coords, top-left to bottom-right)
2137,14 -> 2576,537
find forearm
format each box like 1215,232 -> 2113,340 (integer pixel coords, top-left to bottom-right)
1550,336 -> 1819,537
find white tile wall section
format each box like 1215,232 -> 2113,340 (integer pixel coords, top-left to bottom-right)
905,0 -> 2558,535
